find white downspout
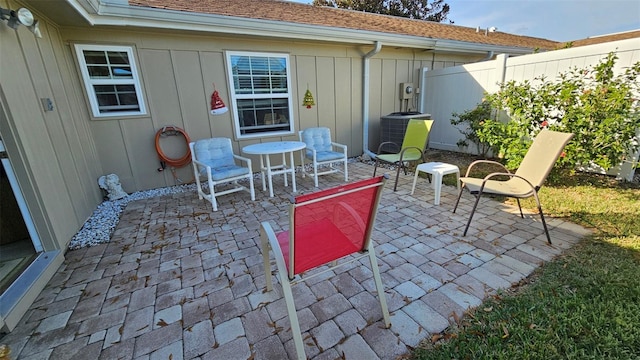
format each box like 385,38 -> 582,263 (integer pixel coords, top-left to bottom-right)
418,66 -> 428,113
362,41 -> 382,159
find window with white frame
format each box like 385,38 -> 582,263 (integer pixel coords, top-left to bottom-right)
74,44 -> 146,118
226,51 -> 294,138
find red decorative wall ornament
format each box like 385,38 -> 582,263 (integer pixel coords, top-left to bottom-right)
210,84 -> 228,115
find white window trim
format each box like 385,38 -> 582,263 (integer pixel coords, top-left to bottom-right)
74,44 -> 147,118
225,51 -> 294,139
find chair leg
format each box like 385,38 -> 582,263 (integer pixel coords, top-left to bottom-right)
193,166 -> 204,200
516,198 -> 524,218
282,277 -> 306,360
260,228 -> 273,292
539,207 -> 552,245
373,159 -> 379,176
367,246 -> 391,328
463,193 -> 482,236
260,222 -> 306,359
531,191 -> 552,245
452,185 -> 465,213
300,153 -> 306,179
313,162 -> 319,187
208,177 -> 218,212
343,159 -> 348,182
393,165 -> 402,191
249,175 -> 256,201
196,180 -> 204,200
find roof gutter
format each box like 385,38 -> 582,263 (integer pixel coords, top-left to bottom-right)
362,41 -> 382,159
65,0 -> 439,48
62,0 -> 535,55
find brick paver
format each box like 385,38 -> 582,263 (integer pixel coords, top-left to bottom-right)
0,161 -> 588,359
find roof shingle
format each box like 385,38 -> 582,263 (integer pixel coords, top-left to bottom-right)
128,0 -> 562,50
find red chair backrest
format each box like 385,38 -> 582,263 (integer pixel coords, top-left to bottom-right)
286,176 -> 386,277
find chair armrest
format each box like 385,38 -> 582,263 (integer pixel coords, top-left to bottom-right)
306,147 -> 318,161
233,154 -> 253,168
192,158 -> 208,167
331,142 -> 348,154
398,146 -> 424,161
376,141 -> 400,154
465,160 -> 509,177
192,159 -> 212,177
260,221 -> 291,285
478,172 -> 538,194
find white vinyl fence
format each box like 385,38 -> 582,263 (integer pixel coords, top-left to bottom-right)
421,37 -> 640,180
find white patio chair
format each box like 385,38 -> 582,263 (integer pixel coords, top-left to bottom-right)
190,137 -> 255,211
299,127 -> 348,187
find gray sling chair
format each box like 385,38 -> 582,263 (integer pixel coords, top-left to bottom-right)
453,130 -> 574,244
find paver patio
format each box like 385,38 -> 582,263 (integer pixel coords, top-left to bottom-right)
0,161 -> 590,359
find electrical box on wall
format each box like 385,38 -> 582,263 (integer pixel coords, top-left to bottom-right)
399,82 -> 414,100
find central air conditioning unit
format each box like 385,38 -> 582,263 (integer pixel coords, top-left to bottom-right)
379,112 -> 431,153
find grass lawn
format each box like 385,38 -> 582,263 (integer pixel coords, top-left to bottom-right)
410,151 -> 640,359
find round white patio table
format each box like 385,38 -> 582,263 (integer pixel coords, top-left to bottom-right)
242,141 -> 306,198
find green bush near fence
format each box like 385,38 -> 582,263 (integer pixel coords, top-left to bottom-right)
451,52 -> 640,173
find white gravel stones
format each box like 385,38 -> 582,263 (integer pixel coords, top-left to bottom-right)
68,183 -> 196,250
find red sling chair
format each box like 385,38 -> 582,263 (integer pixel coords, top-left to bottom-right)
260,175 -> 391,359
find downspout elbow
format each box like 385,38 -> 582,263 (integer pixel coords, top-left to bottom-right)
364,41 -> 382,59
478,51 -> 494,62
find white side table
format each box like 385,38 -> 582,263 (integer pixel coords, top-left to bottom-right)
411,162 -> 460,205
242,141 -> 306,198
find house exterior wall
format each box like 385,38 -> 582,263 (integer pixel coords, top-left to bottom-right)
0,1 -> 102,251
57,26 -> 478,193
0,0 -> 101,330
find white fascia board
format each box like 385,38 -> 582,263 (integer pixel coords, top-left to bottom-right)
432,39 -> 535,55
84,1 -> 438,48
67,0 -> 532,54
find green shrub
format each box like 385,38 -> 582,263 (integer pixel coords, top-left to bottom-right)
450,101 -> 492,156
465,52 -> 640,172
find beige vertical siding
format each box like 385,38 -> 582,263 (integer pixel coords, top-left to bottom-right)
49,27 -> 476,193
0,4 -> 102,250
1,1 -> 103,329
